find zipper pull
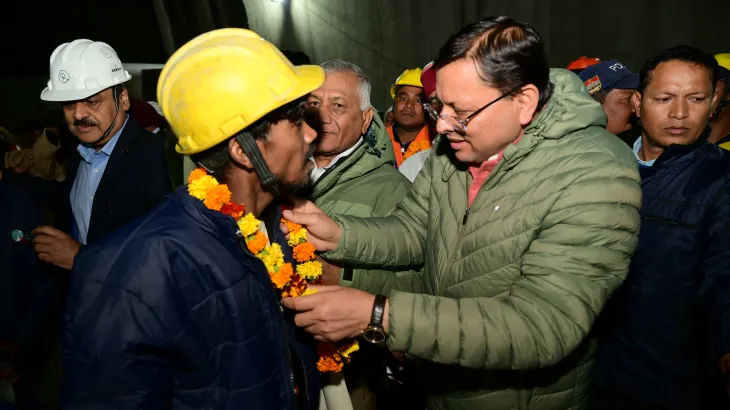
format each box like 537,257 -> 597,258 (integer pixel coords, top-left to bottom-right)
462,208 -> 470,225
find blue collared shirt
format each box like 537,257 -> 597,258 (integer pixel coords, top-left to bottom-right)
632,137 -> 656,168
70,116 -> 128,245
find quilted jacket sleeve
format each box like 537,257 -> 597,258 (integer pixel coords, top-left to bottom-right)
699,175 -> 730,360
325,155 -> 432,268
386,158 -> 642,370
62,245 -> 175,409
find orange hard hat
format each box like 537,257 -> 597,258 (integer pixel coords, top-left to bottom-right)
567,56 -> 601,71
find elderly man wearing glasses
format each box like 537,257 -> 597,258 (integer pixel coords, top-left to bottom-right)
280,16 -> 642,410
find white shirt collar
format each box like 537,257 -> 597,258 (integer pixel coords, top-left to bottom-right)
310,137 -> 363,183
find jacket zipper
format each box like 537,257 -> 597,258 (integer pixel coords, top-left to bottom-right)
462,207 -> 470,225
237,230 -> 298,409
640,214 -> 700,229
270,208 -> 311,409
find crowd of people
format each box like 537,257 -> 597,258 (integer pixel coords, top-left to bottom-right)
1,14 -> 729,410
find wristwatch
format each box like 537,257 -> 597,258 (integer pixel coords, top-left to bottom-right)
362,294 -> 388,344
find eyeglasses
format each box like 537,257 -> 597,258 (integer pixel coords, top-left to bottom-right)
423,85 -> 523,133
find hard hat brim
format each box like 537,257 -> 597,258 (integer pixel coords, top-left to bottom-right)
40,78 -> 131,102
174,64 -> 325,156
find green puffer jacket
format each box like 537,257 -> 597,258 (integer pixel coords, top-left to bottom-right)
324,69 -> 642,410
311,113 -> 412,278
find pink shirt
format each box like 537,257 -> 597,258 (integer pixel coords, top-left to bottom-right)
466,138 -> 521,207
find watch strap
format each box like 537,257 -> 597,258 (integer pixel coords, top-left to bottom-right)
370,294 -> 387,327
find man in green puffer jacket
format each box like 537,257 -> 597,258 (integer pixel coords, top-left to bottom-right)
283,17 -> 642,410
307,59 -> 412,410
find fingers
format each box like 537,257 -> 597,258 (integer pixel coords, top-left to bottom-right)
281,209 -> 319,226
281,293 -> 320,312
32,226 -> 64,238
308,285 -> 339,293
33,244 -> 52,254
37,253 -> 52,264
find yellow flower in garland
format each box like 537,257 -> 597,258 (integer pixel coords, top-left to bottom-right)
189,175 -> 219,200
288,227 -> 308,247
339,340 -> 360,360
403,139 -> 431,161
260,244 -> 285,272
296,261 -> 323,281
237,213 -> 261,237
188,168 -> 208,184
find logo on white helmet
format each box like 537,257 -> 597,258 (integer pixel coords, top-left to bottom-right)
100,48 -> 113,58
58,70 -> 70,83
111,64 -> 122,73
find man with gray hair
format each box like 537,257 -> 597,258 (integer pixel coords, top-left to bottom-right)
306,59 -> 412,410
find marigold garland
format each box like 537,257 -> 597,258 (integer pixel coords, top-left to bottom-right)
403,139 -> 431,161
188,168 -> 359,373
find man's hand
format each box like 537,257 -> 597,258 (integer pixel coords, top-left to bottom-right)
32,226 -> 80,270
281,286 -> 389,343
281,200 -> 342,252
316,256 -> 342,285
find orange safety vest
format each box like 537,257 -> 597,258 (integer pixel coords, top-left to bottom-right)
387,125 -> 432,167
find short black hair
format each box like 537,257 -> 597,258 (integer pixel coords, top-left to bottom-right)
282,50 -> 312,66
191,96 -> 309,179
434,16 -> 553,109
638,45 -> 717,94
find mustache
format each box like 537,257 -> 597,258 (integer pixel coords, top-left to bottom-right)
73,118 -> 97,127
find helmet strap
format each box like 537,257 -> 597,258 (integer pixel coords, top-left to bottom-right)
234,131 -> 280,197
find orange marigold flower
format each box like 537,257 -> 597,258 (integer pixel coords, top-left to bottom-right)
282,219 -> 302,233
188,168 -> 208,184
246,231 -> 268,254
403,140 -> 431,160
203,184 -> 232,211
317,355 -> 343,373
220,202 -> 245,219
293,242 -> 316,262
271,263 -> 293,289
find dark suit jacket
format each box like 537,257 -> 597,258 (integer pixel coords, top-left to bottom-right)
4,116 -> 172,245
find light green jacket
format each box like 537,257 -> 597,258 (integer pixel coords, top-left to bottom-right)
325,69 -> 642,410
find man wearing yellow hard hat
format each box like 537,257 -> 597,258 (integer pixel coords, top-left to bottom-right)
387,68 -> 432,167
710,53 -> 730,149
61,28 -> 328,409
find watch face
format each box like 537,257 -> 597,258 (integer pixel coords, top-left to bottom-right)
363,327 -> 386,344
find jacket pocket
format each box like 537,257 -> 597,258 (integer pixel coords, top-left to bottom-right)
640,214 -> 701,230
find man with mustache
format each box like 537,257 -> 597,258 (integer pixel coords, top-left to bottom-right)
62,29 -> 324,409
0,39 -> 170,270
387,68 -> 431,168
590,45 -> 730,410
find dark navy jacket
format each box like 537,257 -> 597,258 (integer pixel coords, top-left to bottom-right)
593,140 -> 730,410
62,187 -> 320,409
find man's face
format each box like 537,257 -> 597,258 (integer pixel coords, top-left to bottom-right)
602,88 -> 635,134
633,60 -> 717,148
62,88 -> 130,145
435,59 -> 530,163
393,85 -> 426,129
259,118 -> 318,196
308,71 -> 373,158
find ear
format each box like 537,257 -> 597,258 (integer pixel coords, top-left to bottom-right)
516,84 -> 540,126
227,137 -> 255,170
711,85 -> 721,110
631,91 -> 642,118
361,107 -> 374,135
119,88 -> 131,111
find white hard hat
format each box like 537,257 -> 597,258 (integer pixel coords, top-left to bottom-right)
40,39 -> 132,102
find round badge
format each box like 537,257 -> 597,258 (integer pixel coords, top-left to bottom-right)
58,70 -> 70,83
11,229 -> 24,242
100,48 -> 113,58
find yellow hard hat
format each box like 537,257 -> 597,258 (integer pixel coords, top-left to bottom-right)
157,28 -> 325,155
716,53 -> 730,71
390,68 -> 423,100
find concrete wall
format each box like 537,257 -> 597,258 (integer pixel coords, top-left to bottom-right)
243,0 -> 729,112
